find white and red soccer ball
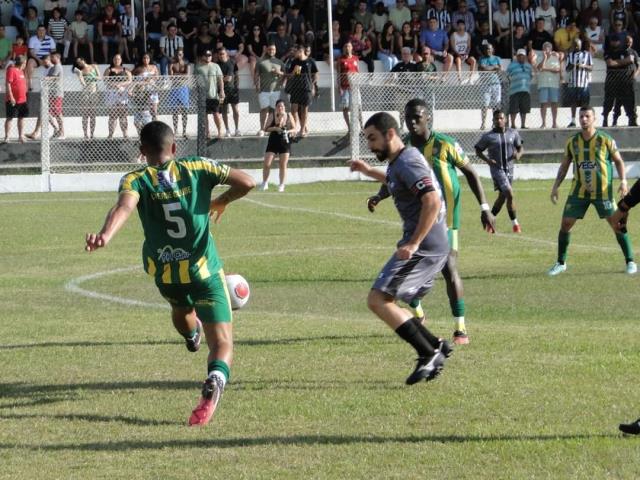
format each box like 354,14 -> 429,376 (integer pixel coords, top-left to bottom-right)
225,273 -> 250,310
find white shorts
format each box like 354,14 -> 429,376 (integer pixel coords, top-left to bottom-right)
259,91 -> 281,110
483,84 -> 501,108
340,90 -> 351,109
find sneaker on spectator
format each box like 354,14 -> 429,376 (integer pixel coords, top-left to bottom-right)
257,129 -> 265,137
225,131 -> 232,138
278,184 -> 285,192
260,182 -> 269,191
567,121 -> 576,127
235,130 -> 241,137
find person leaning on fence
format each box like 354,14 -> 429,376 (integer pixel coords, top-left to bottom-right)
195,49 -> 225,139
217,47 -> 241,137
565,37 -> 592,127
74,56 -> 100,139
506,49 -> 533,129
105,53 -> 132,139
169,48 -> 190,139
3,55 -> 28,144
478,43 -> 502,129
602,36 -> 637,127
70,10 -> 94,64
255,43 -> 285,137
26,52 -> 64,140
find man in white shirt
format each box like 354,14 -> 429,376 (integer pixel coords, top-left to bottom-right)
535,0 -> 556,34
27,25 -> 56,90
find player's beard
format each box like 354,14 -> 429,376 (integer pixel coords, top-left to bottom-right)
372,142 -> 390,161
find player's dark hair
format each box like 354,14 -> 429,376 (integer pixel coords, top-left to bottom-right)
405,97 -> 429,111
364,112 -> 399,135
493,109 -> 504,117
579,105 -> 595,114
140,121 -> 175,154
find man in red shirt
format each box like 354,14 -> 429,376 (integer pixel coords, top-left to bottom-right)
3,55 -> 28,143
98,4 -> 121,63
338,41 -> 360,135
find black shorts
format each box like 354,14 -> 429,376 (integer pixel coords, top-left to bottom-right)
290,90 -> 312,106
223,86 -> 239,105
564,87 -> 590,107
206,98 -> 220,113
5,101 -> 28,119
265,132 -> 291,155
509,91 -> 531,115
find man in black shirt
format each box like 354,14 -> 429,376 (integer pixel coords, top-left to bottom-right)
527,17 -> 553,62
217,48 -> 241,136
611,34 -> 639,126
177,8 -> 197,62
472,20 -> 497,59
603,36 -> 637,126
239,0 -> 265,37
285,44 -> 318,138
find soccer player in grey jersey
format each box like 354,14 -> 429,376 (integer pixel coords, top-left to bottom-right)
475,109 -> 524,232
350,112 -> 452,385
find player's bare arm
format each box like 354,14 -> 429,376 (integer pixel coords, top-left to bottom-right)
209,168 -> 256,223
349,159 -> 387,183
474,146 -> 497,166
551,155 -> 572,204
514,144 -> 524,161
397,190 -> 441,260
85,191 -> 139,251
611,151 -> 628,196
459,162 -> 496,232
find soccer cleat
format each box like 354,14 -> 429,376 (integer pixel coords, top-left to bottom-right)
188,375 -> 224,426
185,319 -> 202,353
547,262 -> 567,276
439,339 -> 454,358
619,418 -> 640,435
513,224 -> 522,233
405,351 -> 445,385
453,330 -> 469,345
626,261 -> 638,275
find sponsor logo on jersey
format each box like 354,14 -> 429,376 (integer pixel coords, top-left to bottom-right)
157,245 -> 191,263
158,170 -> 177,190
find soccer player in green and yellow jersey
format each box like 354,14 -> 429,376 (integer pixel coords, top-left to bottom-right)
85,121 -> 255,426
548,105 -> 637,276
367,98 -> 496,344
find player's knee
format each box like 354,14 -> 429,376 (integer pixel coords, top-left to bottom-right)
367,289 -> 387,313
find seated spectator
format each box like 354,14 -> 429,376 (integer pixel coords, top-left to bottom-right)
43,0 -> 67,26
391,46 -> 419,71
98,4 -> 120,63
410,10 -> 421,35
512,22 -> 528,58
536,41 -> 563,128
353,0 -> 375,37
11,0 -> 28,35
578,0 -> 601,27
186,0 -> 207,25
266,3 -> 286,35
207,8 -> 221,36
194,21 -> 215,59
27,25 -> 56,89
272,23 -> 294,61
415,46 -> 437,72
420,16 -> 453,71
535,0 -> 556,34
553,17 -> 579,54
77,0 -> 99,26
513,0 -> 536,34
604,20 -> 628,52
493,0 -> 511,57
217,21 -> 248,69
610,0 -> 631,32
146,2 -> 167,55
0,25 -> 12,69
333,0 -> 353,33
475,1 -> 491,32
397,21 -> 418,53
47,7 -> 70,62
450,19 -> 476,81
220,7 -> 238,30
389,0 -> 412,31
159,23 -> 184,75
377,21 -> 399,70
11,35 -> 28,62
120,3 -> 141,64
239,0 -> 266,37
528,17 -> 553,62
425,0 -> 450,33
583,16 -> 603,56
350,21 -> 374,72
23,6 -> 40,39
287,5 -> 306,44
472,20 -> 497,59
246,23 -> 268,75
323,20 -> 346,60
452,0 -> 475,35
556,7 -> 571,29
372,2 -> 389,35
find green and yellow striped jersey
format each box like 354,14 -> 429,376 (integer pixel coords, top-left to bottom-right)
119,156 -> 230,284
565,130 -> 619,200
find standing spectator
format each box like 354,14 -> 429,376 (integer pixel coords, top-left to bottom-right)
285,44 -> 318,138
452,0 -> 475,35
553,17 -> 579,54
11,0 -> 29,35
604,20 -> 628,53
255,43 -> 284,136
478,43 -> 502,129
120,3 -> 141,64
26,53 -> 64,140
27,25 -> 56,90
194,21 -> 215,59
74,57 -> 100,139
513,0 -> 536,34
78,0 -> 99,26
70,10 -> 95,64
338,41 -> 359,134
272,23 -> 294,61
493,0 -> 511,58
584,16 -> 603,56
389,0 -> 411,31
0,25 -> 12,69
287,4 -> 306,44
377,21 -> 398,71
104,52 -> 132,139
3,55 -> 28,143
239,0 -> 265,37
578,0 -> 601,27
535,0 -> 556,34
565,38 -> 592,127
195,49 -> 225,138
169,48 -> 190,138
612,35 -> 639,126
425,0 -> 450,33
602,36 -> 637,126
507,49 -> 533,128
372,2 -> 389,35
398,21 -> 418,53
217,48 -> 240,137
47,7 -> 70,62
421,16 -> 453,72
528,17 -> 554,63
450,19 -> 476,82
159,23 -> 184,75
537,41 -> 563,129
176,8 -> 197,62
98,4 -> 121,63
217,21 -> 247,69
350,21 -> 374,72
261,99 -> 296,192
472,20 -> 497,59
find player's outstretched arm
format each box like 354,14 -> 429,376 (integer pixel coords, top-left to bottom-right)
85,192 -> 139,252
210,168 -> 256,223
349,159 -> 386,183
459,163 -> 496,233
397,190 -> 441,260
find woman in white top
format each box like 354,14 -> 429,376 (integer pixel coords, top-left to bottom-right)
584,16 -> 604,56
536,41 -> 563,128
450,19 -> 476,82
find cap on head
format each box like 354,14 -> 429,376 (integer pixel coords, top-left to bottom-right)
516,48 -> 527,56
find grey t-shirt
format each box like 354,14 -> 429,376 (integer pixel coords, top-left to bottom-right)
475,128 -> 522,173
256,57 -> 285,92
386,146 -> 449,255
47,63 -> 64,98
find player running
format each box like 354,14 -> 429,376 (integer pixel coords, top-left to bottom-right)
85,121 -> 255,426
548,105 -> 636,276
366,98 -> 496,345
475,109 -> 524,233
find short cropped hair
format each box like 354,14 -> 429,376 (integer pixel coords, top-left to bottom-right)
140,121 -> 175,154
405,97 -> 429,111
364,112 -> 399,135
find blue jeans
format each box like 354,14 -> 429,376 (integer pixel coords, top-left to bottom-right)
158,55 -> 170,75
377,52 -> 398,72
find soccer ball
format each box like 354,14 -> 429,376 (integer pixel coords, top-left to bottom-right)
225,273 -> 250,310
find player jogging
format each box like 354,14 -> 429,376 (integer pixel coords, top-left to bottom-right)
350,112 -> 452,385
85,121 -> 255,426
475,109 -> 524,233
548,105 -> 637,276
366,98 -> 495,345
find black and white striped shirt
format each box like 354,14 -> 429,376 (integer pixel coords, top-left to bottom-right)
426,8 -> 451,32
566,50 -> 592,88
159,35 -> 184,58
48,18 -> 67,42
513,7 -> 536,33
120,14 -> 138,37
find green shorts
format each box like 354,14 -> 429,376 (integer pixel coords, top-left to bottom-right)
156,269 -> 232,323
445,190 -> 461,231
562,195 -> 616,219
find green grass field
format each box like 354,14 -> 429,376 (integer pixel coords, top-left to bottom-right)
2,179 -> 640,479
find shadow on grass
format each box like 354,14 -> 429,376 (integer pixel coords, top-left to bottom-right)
0,412 -> 181,426
0,432 -> 620,452
0,333 -> 389,351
